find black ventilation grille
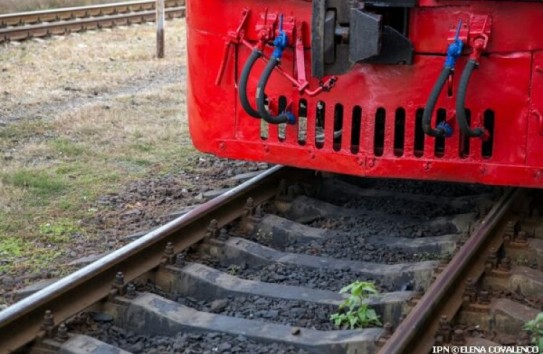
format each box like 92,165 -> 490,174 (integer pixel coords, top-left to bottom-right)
257,101 -> 494,159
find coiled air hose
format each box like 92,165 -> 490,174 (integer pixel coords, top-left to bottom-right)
239,48 -> 263,118
422,67 -> 453,137
256,57 -> 295,125
456,59 -> 485,137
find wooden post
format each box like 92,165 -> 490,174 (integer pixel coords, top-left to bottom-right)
156,0 -> 165,58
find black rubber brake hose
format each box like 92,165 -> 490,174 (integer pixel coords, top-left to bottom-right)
422,67 -> 452,137
256,57 -> 291,125
456,59 -> 485,137
239,48 -> 263,118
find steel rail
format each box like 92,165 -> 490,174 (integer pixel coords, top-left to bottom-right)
0,0 -> 183,28
378,187 -> 521,354
0,7 -> 184,43
0,165 -> 299,352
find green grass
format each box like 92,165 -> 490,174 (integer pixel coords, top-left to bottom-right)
0,19 -> 197,299
38,218 -> 83,243
0,237 -> 24,258
23,249 -> 65,274
50,138 -> 85,157
132,141 -> 154,153
0,116 -> 191,275
0,245 -> 65,276
0,213 -> 25,234
3,169 -> 67,199
0,120 -> 49,142
121,157 -> 154,169
0,237 -> 26,274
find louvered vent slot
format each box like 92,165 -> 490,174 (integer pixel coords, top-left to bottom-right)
414,108 -> 424,157
351,106 -> 362,154
297,99 -> 307,145
482,109 -> 494,159
394,108 -> 405,157
315,101 -> 325,149
459,109 -> 471,158
333,104 -> 344,151
277,96 -> 287,142
434,108 -> 446,158
259,95 -> 269,140
374,108 -> 386,157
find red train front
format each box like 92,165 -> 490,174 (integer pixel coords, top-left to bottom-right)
186,0 -> 543,188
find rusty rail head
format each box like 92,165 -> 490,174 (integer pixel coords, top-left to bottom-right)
378,188 -> 520,354
0,165 -> 301,352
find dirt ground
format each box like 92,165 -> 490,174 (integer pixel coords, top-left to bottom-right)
0,19 -> 263,305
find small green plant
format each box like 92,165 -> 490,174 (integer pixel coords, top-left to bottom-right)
330,281 -> 382,329
524,313 -> 543,351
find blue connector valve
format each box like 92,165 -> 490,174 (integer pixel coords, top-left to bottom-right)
285,111 -> 296,125
272,15 -> 288,59
269,13 -> 296,125
445,20 -> 464,70
437,121 -> 453,138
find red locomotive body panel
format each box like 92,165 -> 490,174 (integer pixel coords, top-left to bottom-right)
186,1 -> 543,187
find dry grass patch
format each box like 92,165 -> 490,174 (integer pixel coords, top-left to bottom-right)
0,21 -> 185,118
49,85 -> 188,173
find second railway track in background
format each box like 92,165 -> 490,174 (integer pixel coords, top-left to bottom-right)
0,0 -> 185,43
1,166 -> 542,353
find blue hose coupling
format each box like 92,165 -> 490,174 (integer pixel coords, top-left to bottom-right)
444,20 -> 464,70
272,15 -> 288,59
285,111 -> 296,125
437,121 -> 453,138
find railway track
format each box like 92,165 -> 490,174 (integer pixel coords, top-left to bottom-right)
0,0 -> 185,43
1,166 -> 541,353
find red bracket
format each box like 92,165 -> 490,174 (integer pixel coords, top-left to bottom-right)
216,9 -> 337,98
255,10 -> 276,41
447,14 -> 492,62
468,15 -> 492,62
294,22 -> 308,92
215,9 -> 251,85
